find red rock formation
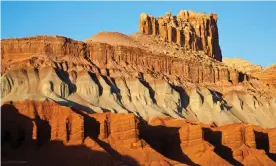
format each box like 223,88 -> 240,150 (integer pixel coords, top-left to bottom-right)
1,101 -> 84,145
1,101 -> 183,165
87,42 -> 245,84
139,11 -> 222,61
1,101 -> 276,165
219,124 -> 275,165
179,124 -> 231,165
145,117 -> 276,166
1,36 -> 99,74
90,113 -> 182,165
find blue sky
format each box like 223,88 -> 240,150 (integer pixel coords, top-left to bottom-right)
2,2 -> 276,67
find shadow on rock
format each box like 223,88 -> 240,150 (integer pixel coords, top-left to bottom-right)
1,103 -> 139,166
139,121 -> 199,165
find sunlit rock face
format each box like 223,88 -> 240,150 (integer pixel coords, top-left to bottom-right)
3,35 -> 276,127
2,101 -> 276,165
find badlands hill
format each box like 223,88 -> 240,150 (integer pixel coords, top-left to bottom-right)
1,10 -> 276,165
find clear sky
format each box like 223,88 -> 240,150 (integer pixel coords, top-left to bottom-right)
2,2 -> 276,67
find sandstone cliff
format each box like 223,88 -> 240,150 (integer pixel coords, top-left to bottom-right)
2,101 -> 275,165
1,101 -> 183,165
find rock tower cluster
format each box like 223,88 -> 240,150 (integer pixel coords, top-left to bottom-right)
139,10 -> 222,61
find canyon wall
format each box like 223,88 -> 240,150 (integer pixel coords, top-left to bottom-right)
139,10 -> 222,61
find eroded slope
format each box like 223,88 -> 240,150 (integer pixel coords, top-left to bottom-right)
1,34 -> 276,128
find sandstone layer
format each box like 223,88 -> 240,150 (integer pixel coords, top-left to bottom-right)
1,101 -> 276,165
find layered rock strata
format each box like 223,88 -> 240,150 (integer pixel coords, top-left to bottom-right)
178,124 -> 231,165
1,101 -> 84,146
1,101 -> 183,165
1,36 -> 246,85
218,124 -> 276,165
2,101 -> 276,165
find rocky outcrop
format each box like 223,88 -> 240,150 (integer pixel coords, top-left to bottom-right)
179,124 -> 231,165
221,124 -> 256,149
1,101 -> 125,166
90,113 -> 183,165
139,11 -> 222,61
88,42 -> 247,84
1,101 -> 84,146
1,36 -> 99,74
219,124 -> 275,165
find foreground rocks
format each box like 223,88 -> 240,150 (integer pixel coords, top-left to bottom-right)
1,101 -> 276,165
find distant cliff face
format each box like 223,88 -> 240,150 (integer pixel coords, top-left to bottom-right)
139,10 -> 222,61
